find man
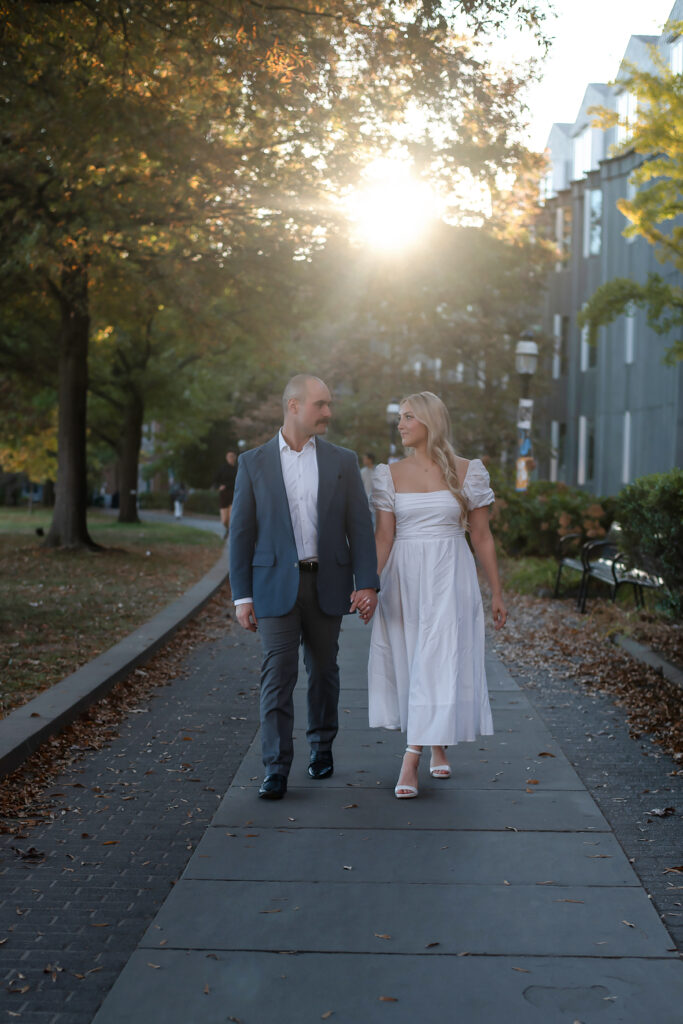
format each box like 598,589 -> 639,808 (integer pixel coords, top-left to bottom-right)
230,375 -> 379,800
215,450 -> 238,538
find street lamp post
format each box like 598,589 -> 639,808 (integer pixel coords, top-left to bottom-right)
386,400 -> 400,461
514,332 -> 539,492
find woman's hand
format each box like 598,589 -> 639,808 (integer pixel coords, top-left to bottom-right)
491,594 -> 507,630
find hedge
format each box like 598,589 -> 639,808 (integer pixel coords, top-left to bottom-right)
616,467 -> 683,617
489,480 -> 615,559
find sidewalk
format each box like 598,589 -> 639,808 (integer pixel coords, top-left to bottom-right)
92,616 -> 683,1024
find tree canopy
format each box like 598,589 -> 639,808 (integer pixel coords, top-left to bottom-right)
579,26 -> 683,364
0,0 -> 551,544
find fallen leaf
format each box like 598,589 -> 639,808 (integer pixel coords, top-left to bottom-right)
379,996 -> 398,1002
425,941 -> 440,948
204,983 -> 210,994
553,899 -> 584,904
343,803 -> 358,809
663,865 -> 683,874
538,751 -> 556,757
91,923 -> 109,928
259,909 -> 282,914
526,779 -> 539,785
147,963 -> 161,969
512,967 -> 530,973
374,933 -> 391,940
322,1012 -> 334,1020
343,865 -> 353,871
650,806 -> 675,817
622,920 -> 636,928
101,840 -> 118,846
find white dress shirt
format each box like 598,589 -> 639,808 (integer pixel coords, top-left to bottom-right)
279,430 -> 319,560
234,431 -> 319,606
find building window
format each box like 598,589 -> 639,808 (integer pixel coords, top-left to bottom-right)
622,411 -> 631,484
573,127 -> 592,179
583,189 -> 602,257
580,324 -> 596,371
625,307 -> 635,364
578,416 -> 587,484
616,91 -> 637,146
578,416 -> 595,485
561,316 -> 569,376
626,178 -> 637,244
554,206 -> 571,270
671,38 -> 683,75
552,314 -> 561,379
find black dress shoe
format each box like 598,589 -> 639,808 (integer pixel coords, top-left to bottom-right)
258,773 -> 287,800
308,751 -> 334,779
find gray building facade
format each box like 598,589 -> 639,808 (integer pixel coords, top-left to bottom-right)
538,4 -> 683,496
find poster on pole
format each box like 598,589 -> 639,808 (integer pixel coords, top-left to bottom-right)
517,398 -> 534,430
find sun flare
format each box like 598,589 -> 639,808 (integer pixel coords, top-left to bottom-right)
346,158 -> 438,251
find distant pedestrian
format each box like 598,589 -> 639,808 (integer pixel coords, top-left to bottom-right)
171,482 -> 187,519
360,452 -> 376,527
215,451 -> 238,538
360,452 -> 376,499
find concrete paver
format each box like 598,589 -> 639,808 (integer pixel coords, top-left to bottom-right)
92,616 -> 683,1023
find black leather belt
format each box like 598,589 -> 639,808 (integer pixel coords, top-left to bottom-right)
299,560 -> 319,572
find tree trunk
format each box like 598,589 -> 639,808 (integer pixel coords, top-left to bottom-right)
117,391 -> 144,524
44,265 -> 100,550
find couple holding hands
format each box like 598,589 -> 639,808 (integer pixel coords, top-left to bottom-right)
229,374 -> 506,801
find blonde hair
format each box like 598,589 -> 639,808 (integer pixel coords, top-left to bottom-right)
400,391 -> 469,529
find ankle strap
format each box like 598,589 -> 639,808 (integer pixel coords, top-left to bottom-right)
406,746 -> 422,756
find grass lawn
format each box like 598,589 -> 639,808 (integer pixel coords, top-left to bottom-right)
0,508 -> 223,716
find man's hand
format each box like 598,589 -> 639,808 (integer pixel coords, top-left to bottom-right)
349,588 -> 378,624
236,602 -> 258,632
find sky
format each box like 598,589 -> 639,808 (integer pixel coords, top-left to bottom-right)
500,0 -> 678,150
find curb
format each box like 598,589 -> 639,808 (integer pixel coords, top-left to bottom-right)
0,543 -> 230,779
612,633 -> 683,691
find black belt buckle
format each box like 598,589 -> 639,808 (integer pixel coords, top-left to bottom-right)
299,560 -> 318,572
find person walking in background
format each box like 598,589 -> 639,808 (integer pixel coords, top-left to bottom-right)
360,452 -> 376,499
230,374 -> 379,801
367,391 -> 507,799
171,481 -> 187,519
215,450 -> 238,538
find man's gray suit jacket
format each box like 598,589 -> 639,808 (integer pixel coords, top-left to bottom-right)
229,435 -> 379,618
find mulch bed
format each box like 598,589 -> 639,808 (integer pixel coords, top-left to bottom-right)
490,590 -> 683,767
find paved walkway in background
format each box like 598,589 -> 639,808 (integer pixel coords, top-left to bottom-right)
91,616 -> 683,1024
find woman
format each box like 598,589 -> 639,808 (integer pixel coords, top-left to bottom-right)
368,392 -> 507,798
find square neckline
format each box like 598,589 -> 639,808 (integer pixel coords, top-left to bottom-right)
390,459 -> 476,495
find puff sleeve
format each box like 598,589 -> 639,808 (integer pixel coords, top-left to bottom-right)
371,463 -> 395,512
462,459 -> 495,510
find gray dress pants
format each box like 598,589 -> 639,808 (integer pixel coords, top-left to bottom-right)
257,571 -> 343,776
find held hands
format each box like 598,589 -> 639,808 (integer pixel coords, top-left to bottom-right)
349,588 -> 378,625
491,594 -> 507,631
236,602 -> 258,632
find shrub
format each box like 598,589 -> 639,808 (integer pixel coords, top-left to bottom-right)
138,491 -> 171,510
184,489 -> 221,515
490,480 -> 615,559
616,468 -> 683,617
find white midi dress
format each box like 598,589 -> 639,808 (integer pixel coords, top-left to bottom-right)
367,460 -> 495,746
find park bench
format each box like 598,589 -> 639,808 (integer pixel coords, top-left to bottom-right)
554,523 -> 664,613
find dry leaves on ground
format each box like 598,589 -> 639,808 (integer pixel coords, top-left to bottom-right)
489,589 -> 683,765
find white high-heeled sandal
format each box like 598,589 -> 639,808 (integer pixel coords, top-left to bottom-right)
429,747 -> 451,779
395,746 -> 421,799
